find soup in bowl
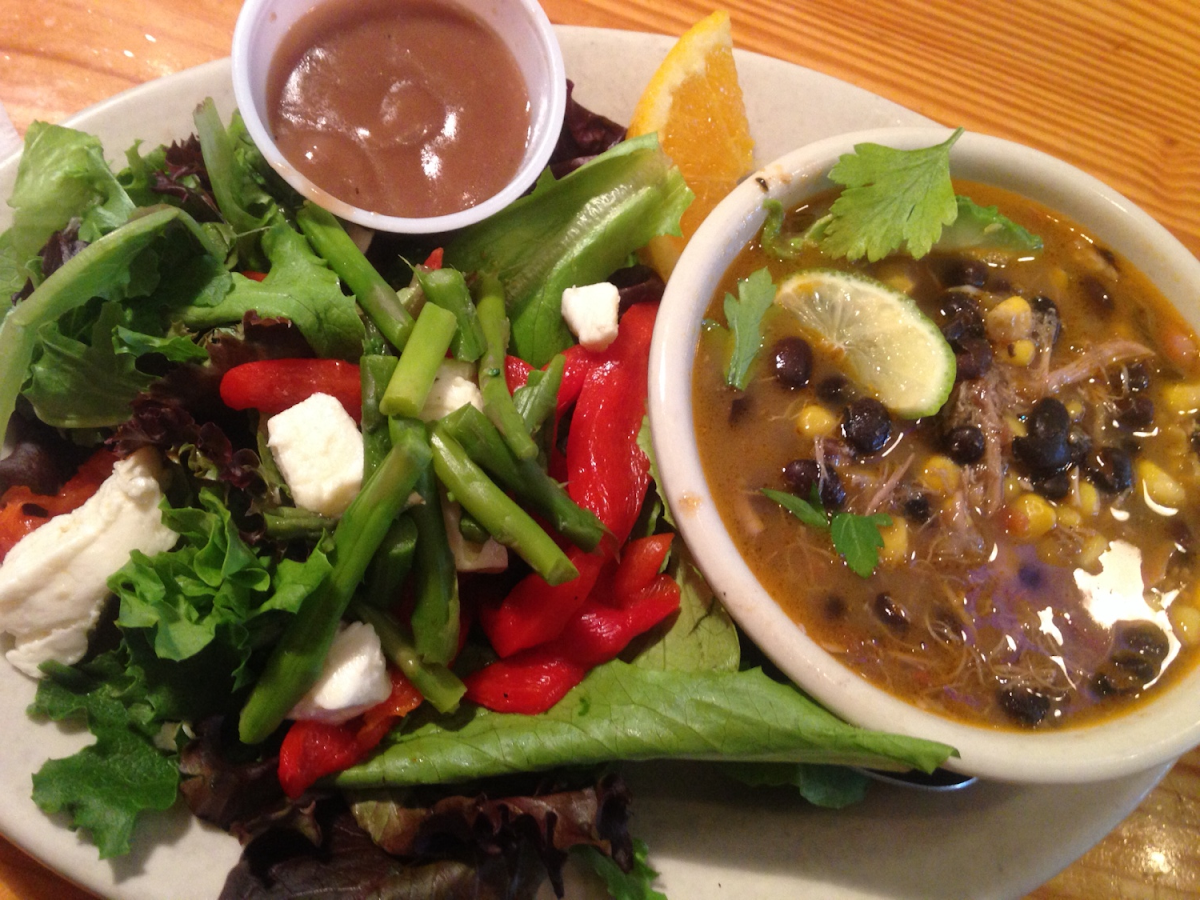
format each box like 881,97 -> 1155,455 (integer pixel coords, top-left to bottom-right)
648,127 -> 1200,783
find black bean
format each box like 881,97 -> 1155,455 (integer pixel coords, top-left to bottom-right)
816,375 -> 854,404
952,336 -> 993,381
1116,621 -> 1170,667
1068,427 -> 1093,466
1030,294 -> 1062,345
781,459 -> 846,509
943,424 -> 986,464
939,292 -> 985,341
771,336 -> 813,389
842,397 -> 892,454
902,492 -> 933,523
1082,445 -> 1134,493
872,593 -> 909,633
1111,361 -> 1151,394
1033,471 -> 1073,500
1080,275 -> 1114,314
940,258 -> 989,289
1092,652 -> 1157,696
998,685 -> 1052,726
1113,394 -> 1155,430
1012,398 -> 1073,476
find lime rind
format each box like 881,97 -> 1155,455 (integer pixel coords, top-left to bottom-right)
774,268 -> 956,418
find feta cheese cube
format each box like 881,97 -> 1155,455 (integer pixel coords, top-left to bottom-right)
561,282 -> 620,350
267,392 -> 364,517
0,448 -> 179,677
419,359 -> 484,422
288,621 -> 392,724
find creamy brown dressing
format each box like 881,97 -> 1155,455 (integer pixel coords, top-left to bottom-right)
266,0 -> 531,218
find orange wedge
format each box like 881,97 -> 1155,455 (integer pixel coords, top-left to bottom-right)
627,10 -> 755,278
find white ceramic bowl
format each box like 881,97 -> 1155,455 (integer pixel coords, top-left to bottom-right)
649,126 -> 1200,784
231,0 -> 565,234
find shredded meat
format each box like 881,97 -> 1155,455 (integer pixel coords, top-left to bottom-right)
1045,339 -> 1153,393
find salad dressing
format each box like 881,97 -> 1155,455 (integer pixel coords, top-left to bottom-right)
266,0 -> 531,218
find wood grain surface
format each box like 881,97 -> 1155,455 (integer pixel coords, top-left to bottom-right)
1,1 -> 1198,898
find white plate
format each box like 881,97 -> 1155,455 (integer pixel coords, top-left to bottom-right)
0,25 -> 1169,900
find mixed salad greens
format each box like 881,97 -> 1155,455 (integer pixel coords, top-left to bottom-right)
0,87 -> 954,899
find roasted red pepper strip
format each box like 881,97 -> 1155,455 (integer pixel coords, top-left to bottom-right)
277,669 -> 423,798
0,448 -> 118,562
465,571 -> 680,714
504,343 -> 601,414
610,534 -> 674,605
219,358 -> 362,422
480,303 -> 658,656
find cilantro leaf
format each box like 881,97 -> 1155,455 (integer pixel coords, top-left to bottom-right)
761,487 -> 829,531
763,488 -> 891,577
722,266 -> 776,390
821,128 -> 964,261
937,194 -> 1044,253
831,512 -> 892,577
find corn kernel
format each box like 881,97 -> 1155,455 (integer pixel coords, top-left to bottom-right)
1006,492 -> 1057,541
986,295 -> 1033,343
1162,382 -> 1200,415
1136,459 -> 1187,509
1006,415 -> 1027,438
1076,532 -> 1109,574
1049,269 -> 1069,295
1057,506 -> 1082,528
878,518 -> 909,566
1035,531 -> 1073,566
1003,474 -> 1023,501
1077,481 -> 1101,517
920,454 -> 961,495
1001,338 -> 1036,367
1066,399 -> 1085,421
796,404 -> 838,440
1170,602 -> 1200,648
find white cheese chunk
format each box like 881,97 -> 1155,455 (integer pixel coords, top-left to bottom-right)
441,495 -> 508,573
561,282 -> 620,351
419,359 -> 484,422
0,448 -> 178,678
267,392 -> 364,517
288,621 -> 392,724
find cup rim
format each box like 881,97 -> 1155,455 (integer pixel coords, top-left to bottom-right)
648,126 -> 1200,783
230,0 -> 566,235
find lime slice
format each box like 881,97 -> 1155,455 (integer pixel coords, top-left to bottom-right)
774,268 -> 956,418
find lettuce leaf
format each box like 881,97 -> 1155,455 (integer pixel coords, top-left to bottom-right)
175,222 -> 365,360
29,651 -> 181,859
110,487 -> 332,687
335,661 -> 955,789
446,134 -> 692,366
0,121 -> 137,297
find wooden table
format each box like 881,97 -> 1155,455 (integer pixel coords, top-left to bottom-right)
0,0 -> 1197,898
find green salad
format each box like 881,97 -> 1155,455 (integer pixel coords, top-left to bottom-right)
0,95 -> 953,899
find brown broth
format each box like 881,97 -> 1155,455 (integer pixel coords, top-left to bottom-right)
693,180 -> 1200,730
266,0 -> 531,218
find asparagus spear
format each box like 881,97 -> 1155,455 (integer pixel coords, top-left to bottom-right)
296,202 -> 415,351
378,303 -> 458,418
350,600 -> 465,714
439,403 -> 605,552
513,352 -> 565,435
360,354 -> 399,479
238,424 -> 432,745
402,420 -> 461,667
429,424 -> 579,585
475,273 -> 538,460
416,266 -> 486,362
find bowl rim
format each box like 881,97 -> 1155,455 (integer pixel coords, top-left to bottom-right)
230,0 -> 566,235
648,126 -> 1200,784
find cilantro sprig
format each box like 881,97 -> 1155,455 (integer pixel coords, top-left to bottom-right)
722,266 -> 776,390
762,487 -> 891,577
820,128 -> 964,262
